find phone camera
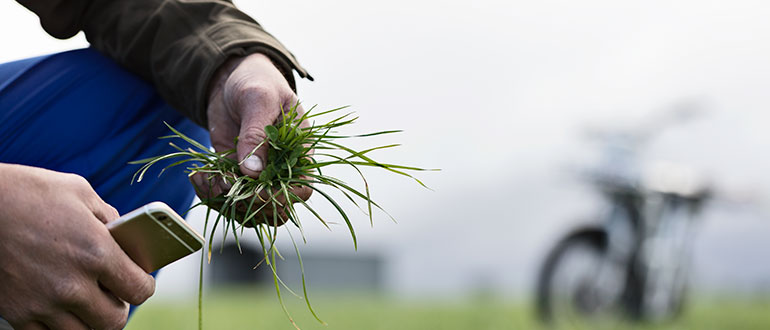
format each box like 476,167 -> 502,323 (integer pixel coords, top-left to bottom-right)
156,214 -> 168,221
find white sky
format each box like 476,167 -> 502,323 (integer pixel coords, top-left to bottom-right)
2,1 -> 770,298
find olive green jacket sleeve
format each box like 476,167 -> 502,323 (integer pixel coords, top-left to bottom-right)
16,0 -> 312,127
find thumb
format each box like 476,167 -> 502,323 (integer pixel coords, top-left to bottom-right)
237,114 -> 274,178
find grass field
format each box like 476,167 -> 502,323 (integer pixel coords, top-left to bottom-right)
126,288 -> 770,330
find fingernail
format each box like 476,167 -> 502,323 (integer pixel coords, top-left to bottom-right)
243,155 -> 263,172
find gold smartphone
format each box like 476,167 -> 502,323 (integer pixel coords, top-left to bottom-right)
107,201 -> 203,273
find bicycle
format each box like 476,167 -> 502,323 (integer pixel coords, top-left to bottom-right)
535,107 -> 711,326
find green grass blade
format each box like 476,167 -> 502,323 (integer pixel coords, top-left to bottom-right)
305,184 -> 357,249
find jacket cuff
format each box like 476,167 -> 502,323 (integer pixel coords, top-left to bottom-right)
191,21 -> 313,127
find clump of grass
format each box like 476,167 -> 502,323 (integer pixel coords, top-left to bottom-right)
130,104 -> 435,329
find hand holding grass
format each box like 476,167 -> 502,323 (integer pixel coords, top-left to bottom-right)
132,103 -> 435,329
133,53 -> 436,329
199,52 -> 311,223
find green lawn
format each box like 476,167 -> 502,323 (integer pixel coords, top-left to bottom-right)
126,288 -> 770,330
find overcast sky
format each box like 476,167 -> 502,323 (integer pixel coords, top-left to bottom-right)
2,1 -> 770,298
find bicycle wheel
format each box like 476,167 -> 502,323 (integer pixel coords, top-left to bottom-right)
536,228 -> 624,327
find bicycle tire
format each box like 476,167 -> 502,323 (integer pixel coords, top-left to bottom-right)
536,227 -> 608,323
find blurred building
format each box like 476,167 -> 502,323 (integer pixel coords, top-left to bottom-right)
208,242 -> 383,293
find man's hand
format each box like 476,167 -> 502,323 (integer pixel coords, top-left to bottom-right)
191,53 -> 312,223
0,164 -> 155,330
207,53 -> 301,177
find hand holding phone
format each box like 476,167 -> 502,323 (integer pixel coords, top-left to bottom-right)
107,202 -> 203,273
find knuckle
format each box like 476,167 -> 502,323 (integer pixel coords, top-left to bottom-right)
130,276 -> 155,304
296,185 -> 313,201
107,205 -> 120,219
209,182 -> 225,198
64,173 -> 97,198
231,82 -> 277,107
239,126 -> 267,145
80,244 -> 109,270
281,95 -> 301,111
51,280 -> 84,305
239,82 -> 274,98
103,305 -> 129,330
64,173 -> 89,188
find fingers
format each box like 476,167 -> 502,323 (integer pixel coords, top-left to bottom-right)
291,181 -> 313,202
233,88 -> 304,178
191,174 -> 310,228
64,177 -> 154,304
190,172 -> 211,198
15,313 -> 89,330
97,246 -> 155,306
69,284 -> 128,330
190,172 -> 231,202
40,312 -> 89,330
236,183 -> 311,227
92,202 -> 120,225
67,174 -> 119,225
86,195 -> 144,314
15,320 -> 48,330
14,222 -> 131,330
236,107 -> 273,178
190,173 -> 309,228
293,102 -> 308,129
